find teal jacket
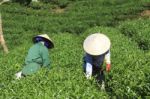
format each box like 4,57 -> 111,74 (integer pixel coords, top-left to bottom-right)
25,42 -> 50,68
22,42 -> 50,75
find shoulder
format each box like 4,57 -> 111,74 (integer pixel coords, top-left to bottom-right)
39,44 -> 49,52
29,43 -> 39,50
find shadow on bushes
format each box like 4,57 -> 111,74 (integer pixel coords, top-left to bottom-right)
12,0 -> 32,6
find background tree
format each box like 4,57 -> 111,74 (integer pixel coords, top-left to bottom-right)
0,14 -> 9,54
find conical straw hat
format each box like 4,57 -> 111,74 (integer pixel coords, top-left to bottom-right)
37,34 -> 51,41
33,34 -> 54,49
83,33 -> 111,55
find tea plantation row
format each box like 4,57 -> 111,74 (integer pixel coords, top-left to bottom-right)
0,0 -> 150,98
0,26 -> 149,98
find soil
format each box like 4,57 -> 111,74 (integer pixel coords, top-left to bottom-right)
52,7 -> 65,14
140,10 -> 150,17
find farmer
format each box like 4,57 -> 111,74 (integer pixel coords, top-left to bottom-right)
15,34 -> 54,79
83,33 -> 111,90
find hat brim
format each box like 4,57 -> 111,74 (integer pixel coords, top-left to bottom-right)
33,36 -> 54,49
83,33 -> 111,55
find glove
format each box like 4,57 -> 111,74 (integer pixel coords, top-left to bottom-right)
106,64 -> 111,72
86,74 -> 91,79
84,72 -> 91,79
101,80 -> 105,91
15,71 -> 22,79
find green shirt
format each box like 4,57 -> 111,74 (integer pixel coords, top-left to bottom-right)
25,42 -> 50,68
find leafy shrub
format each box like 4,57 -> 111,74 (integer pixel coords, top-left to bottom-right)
1,26 -> 149,98
28,2 -> 45,10
1,0 -> 149,35
11,0 -> 32,5
39,0 -> 56,3
40,0 -> 70,8
82,26 -> 150,98
118,18 -> 150,50
0,1 -> 150,98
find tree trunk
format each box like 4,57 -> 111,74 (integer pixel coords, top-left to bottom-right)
0,14 -> 9,54
0,0 -> 9,5
32,0 -> 38,2
3,0 -> 9,1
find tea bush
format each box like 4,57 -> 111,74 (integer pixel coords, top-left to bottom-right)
82,27 -> 150,98
0,32 -> 108,98
1,0 -> 149,36
0,26 -> 149,98
0,0 -> 150,98
11,0 -> 32,5
39,0 -> 71,8
118,18 -> 150,50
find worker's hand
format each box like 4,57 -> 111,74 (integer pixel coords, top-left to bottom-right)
84,72 -> 91,79
15,71 -> 22,80
106,64 -> 111,72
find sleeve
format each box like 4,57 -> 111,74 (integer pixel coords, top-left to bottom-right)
84,53 -> 93,76
86,62 -> 92,76
41,48 -> 50,69
105,50 -> 111,64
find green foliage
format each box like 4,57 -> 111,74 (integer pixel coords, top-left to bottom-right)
0,0 -> 150,98
40,0 -> 70,8
1,0 -> 148,36
118,18 -> 150,50
28,2 -> 47,10
11,0 -> 32,5
1,26 -> 150,98
83,27 -> 150,97
0,32 -> 108,98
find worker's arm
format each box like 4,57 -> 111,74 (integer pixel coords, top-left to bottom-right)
41,47 -> 50,70
86,62 -> 92,79
105,50 -> 111,72
84,53 -> 93,79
